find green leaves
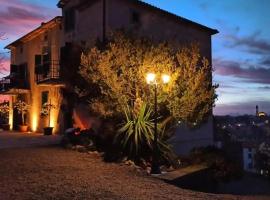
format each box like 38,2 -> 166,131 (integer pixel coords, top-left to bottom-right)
80,32 -> 217,126
116,104 -> 174,162
116,104 -> 154,157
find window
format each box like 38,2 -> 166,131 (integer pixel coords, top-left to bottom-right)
34,54 -> 51,75
64,8 -> 75,32
131,10 -> 140,24
44,33 -> 48,41
41,91 -> 49,106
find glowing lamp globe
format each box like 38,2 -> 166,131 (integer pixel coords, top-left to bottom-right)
146,73 -> 156,84
161,74 -> 170,84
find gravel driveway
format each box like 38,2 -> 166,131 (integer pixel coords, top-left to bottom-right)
0,146 -> 269,200
0,131 -> 62,149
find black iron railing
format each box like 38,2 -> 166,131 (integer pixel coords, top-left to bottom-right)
35,60 -> 61,84
0,74 -> 29,92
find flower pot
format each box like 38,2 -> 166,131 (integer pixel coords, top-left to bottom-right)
19,125 -> 28,132
1,124 -> 10,131
44,127 -> 53,135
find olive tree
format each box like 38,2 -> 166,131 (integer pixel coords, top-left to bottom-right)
80,32 -> 217,126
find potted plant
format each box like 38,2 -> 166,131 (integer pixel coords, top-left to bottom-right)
41,100 -> 56,135
0,102 -> 10,130
14,100 -> 30,132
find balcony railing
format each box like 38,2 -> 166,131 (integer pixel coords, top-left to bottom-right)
0,73 -> 30,93
35,60 -> 62,85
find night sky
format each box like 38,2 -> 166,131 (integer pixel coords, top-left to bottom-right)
0,0 -> 270,116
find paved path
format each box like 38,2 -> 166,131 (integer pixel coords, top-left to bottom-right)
0,131 -> 62,149
157,165 -> 208,181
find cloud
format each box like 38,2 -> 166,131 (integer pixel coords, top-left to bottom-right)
214,100 -> 270,116
0,55 -> 10,75
214,59 -> 270,84
226,32 -> 270,55
257,86 -> 270,90
0,6 -> 45,23
0,0 -> 59,36
260,56 -> 270,66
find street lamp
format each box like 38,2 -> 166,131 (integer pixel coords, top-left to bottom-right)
146,72 -> 170,174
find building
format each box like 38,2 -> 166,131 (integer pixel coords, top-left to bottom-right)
256,105 -> 267,118
242,142 -> 258,173
2,17 -> 63,133
2,0 -> 218,154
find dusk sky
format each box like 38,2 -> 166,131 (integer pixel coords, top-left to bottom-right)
0,0 -> 270,116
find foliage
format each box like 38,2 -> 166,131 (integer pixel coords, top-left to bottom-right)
14,100 -> 30,125
0,102 -> 9,124
80,32 -> 217,126
62,128 -> 96,151
189,146 -> 243,182
116,104 -> 154,157
254,142 -> 270,178
115,103 -> 174,162
41,102 -> 56,116
41,101 -> 56,127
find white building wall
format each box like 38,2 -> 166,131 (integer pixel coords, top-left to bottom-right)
243,147 -> 257,173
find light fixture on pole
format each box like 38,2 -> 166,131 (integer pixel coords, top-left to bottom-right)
146,72 -> 170,175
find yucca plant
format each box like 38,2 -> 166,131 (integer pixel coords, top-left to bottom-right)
116,104 -> 154,158
116,103 -> 174,162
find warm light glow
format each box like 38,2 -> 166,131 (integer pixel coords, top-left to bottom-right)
73,109 -> 87,130
8,96 -> 13,130
31,95 -> 38,132
162,74 -> 170,84
48,100 -> 58,134
49,113 -> 56,130
146,73 -> 156,84
31,112 -> 38,132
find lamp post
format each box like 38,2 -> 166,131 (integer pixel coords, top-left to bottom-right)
146,73 -> 170,175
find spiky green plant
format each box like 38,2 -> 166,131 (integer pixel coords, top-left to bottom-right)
116,103 -> 174,162
116,104 -> 154,157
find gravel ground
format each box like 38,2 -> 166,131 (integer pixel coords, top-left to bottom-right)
0,146 -> 268,200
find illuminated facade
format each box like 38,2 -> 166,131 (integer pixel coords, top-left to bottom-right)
2,17 -> 63,134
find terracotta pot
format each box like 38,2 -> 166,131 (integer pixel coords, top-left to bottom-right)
19,125 -> 28,132
1,124 -> 10,131
44,127 -> 53,135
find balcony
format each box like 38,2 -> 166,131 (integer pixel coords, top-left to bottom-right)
0,73 -> 30,95
35,60 -> 64,86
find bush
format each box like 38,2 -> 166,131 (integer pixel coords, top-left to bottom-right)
189,146 -> 243,182
115,104 -> 175,165
62,128 -> 97,151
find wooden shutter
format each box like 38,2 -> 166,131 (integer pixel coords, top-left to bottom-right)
35,55 -> 42,74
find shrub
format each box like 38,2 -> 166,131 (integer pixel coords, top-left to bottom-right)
14,100 -> 30,125
115,103 -> 175,164
190,146 -> 243,182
